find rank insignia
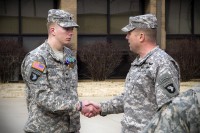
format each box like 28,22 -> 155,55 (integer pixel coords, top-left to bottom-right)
32,61 -> 45,72
65,57 -> 76,69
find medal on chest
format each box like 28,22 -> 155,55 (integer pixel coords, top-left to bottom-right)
65,56 -> 76,69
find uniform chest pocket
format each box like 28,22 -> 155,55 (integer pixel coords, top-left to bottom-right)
46,65 -> 63,87
140,69 -> 151,79
127,66 -> 153,88
47,67 -> 58,78
125,70 -> 141,91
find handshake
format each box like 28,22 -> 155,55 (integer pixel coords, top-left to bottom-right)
78,100 -> 101,118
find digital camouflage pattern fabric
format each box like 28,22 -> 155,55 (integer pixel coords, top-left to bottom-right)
100,47 -> 180,133
48,9 -> 79,28
142,85 -> 200,133
121,14 -> 157,32
21,41 -> 80,133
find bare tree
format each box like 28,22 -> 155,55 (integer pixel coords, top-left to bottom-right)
78,41 -> 122,81
166,38 -> 200,81
0,39 -> 25,83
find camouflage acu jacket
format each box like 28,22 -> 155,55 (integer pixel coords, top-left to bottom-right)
21,41 -> 80,133
142,85 -> 200,133
100,47 -> 180,133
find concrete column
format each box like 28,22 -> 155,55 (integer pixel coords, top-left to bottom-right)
59,0 -> 78,51
160,0 -> 166,49
144,0 -> 166,50
144,0 -> 157,14
156,0 -> 166,49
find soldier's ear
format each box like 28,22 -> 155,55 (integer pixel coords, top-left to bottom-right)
139,32 -> 145,42
50,26 -> 55,36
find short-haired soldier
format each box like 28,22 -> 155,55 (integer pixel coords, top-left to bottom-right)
21,9 -> 92,133
83,14 -> 181,133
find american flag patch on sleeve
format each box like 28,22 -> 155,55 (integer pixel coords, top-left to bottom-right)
31,61 -> 45,72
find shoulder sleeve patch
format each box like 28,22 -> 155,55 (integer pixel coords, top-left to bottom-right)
30,71 -> 40,81
164,83 -> 176,93
31,61 -> 45,72
157,73 -> 179,95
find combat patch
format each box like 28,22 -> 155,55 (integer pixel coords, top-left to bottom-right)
164,83 -> 176,93
158,73 -> 178,96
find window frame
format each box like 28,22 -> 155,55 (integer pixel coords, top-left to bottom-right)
166,0 -> 200,35
77,0 -> 144,44
0,0 -> 58,47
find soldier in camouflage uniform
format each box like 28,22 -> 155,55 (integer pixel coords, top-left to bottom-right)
21,9 -> 83,133
83,14 -> 180,133
142,84 -> 200,133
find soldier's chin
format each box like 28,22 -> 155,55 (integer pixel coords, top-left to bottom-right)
65,43 -> 72,48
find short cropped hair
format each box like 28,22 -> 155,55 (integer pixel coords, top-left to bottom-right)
135,28 -> 157,43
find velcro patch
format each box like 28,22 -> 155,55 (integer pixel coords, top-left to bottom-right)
30,71 -> 40,81
164,83 -> 176,93
158,73 -> 178,96
32,61 -> 45,72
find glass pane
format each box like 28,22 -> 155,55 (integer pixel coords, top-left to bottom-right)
110,0 -> 141,34
77,0 -> 107,34
166,0 -> 191,34
23,37 -> 46,52
0,0 -> 19,34
78,36 -> 107,48
194,0 -> 200,34
21,0 -> 54,34
110,36 -> 129,52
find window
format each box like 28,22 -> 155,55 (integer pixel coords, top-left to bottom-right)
0,0 -> 57,52
21,0 -> 54,34
194,0 -> 200,34
23,37 -> 47,51
77,0 -> 143,78
110,0 -> 140,34
77,0 -> 107,34
77,0 -> 142,51
0,0 -> 19,34
166,0 -> 200,34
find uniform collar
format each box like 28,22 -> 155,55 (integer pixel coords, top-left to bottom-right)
45,40 -> 63,62
132,46 -> 159,66
44,40 -> 75,63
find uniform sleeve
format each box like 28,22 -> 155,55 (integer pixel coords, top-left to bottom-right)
155,61 -> 180,108
100,93 -> 124,116
21,54 -> 79,114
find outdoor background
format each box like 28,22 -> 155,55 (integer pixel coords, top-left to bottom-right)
0,0 -> 200,132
